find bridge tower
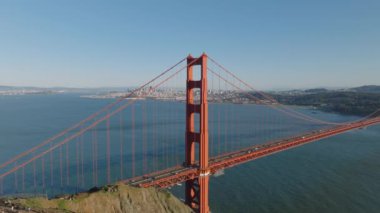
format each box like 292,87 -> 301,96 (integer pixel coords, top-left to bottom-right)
185,53 -> 210,213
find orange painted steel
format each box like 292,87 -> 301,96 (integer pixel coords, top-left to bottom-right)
185,53 -> 210,213
123,54 -> 380,213
129,117 -> 380,190
209,117 -> 380,173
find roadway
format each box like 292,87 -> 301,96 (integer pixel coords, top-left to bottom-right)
124,117 -> 380,188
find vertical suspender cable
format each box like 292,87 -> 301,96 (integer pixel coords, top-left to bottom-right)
81,132 -> 84,187
0,177 -> 3,195
153,100 -> 157,171
106,116 -> 111,184
66,143 -> 69,186
60,145 -> 63,189
210,71 -> 214,157
131,104 -> 135,177
76,138 -> 79,189
50,143 -> 53,187
95,126 -> 98,186
41,157 -> 45,192
92,129 -> 96,185
218,72 -> 221,156
224,76 -> 228,153
22,166 -> 25,192
33,158 -> 37,192
120,111 -> 124,179
14,162 -> 18,193
142,100 -> 147,174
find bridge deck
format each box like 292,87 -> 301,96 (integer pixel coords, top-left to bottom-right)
125,117 -> 380,188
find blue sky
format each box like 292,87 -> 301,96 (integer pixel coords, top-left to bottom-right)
0,0 -> 379,89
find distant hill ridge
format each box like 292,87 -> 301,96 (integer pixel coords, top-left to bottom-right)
350,85 -> 380,93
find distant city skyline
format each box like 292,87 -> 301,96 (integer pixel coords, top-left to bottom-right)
1,0 -> 379,90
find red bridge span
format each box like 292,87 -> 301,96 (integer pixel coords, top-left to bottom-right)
127,116 -> 380,189
0,53 -> 379,213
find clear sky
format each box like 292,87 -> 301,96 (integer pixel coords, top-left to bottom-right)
0,0 -> 379,89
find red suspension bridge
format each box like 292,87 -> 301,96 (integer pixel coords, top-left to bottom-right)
0,53 -> 379,213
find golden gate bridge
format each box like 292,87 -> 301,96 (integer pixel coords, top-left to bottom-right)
0,53 -> 379,213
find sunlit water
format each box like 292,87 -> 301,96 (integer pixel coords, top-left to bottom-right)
0,94 -> 379,212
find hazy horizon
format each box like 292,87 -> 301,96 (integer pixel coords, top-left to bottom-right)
1,83 -> 379,92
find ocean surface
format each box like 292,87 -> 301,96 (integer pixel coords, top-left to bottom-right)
0,94 -> 379,213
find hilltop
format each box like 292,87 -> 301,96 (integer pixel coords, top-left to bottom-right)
272,85 -> 380,116
350,85 -> 380,93
0,184 -> 193,213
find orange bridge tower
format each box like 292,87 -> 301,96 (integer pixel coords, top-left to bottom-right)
185,53 -> 210,213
